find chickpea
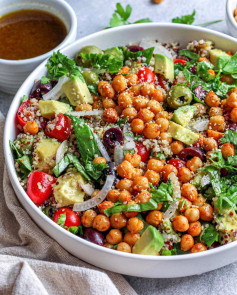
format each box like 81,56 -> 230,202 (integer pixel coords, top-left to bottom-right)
131,118 -> 145,133
75,103 -> 92,112
103,108 -> 118,123
115,105 -> 122,116
124,232 -> 140,246
147,100 -> 162,114
209,107 -> 223,117
192,194 -> 206,207
132,176 -> 149,192
104,243 -> 113,249
98,81 -> 115,99
230,108 -> 237,123
110,213 -> 127,229
106,229 -> 123,245
127,217 -> 144,234
23,120 -> 38,135
120,66 -> 130,74
180,234 -> 194,251
178,167 -> 192,183
155,118 -> 169,133
155,110 -> 169,120
209,115 -> 225,132
112,74 -> 127,93
133,96 -> 149,110
143,123 -> 160,139
81,209 -> 97,227
203,137 -> 217,151
121,107 -> 137,122
162,164 -> 178,182
132,168 -> 143,178
93,100 -> 103,110
93,214 -> 110,232
129,84 -> 141,96
226,92 -> 237,109
221,143 -> 235,159
159,132 -> 172,144
124,153 -> 141,167
119,190 -> 132,203
116,179 -> 133,192
193,103 -> 207,117
117,242 -> 131,253
190,243 -> 207,253
92,93 -> 100,101
188,221 -> 202,237
150,88 -> 164,102
172,216 -> 189,232
185,207 -> 200,222
221,74 -> 235,84
126,74 -> 138,87
181,183 -> 198,202
117,160 -> 135,179
204,90 -> 220,107
170,141 -> 184,155
186,156 -> 203,172
107,189 -> 120,202
146,210 -> 163,227
97,201 -> 114,214
93,157 -> 106,164
178,197 -> 192,213
102,98 -> 116,109
147,159 -> 164,173
140,83 -> 155,96
199,203 -> 214,221
138,108 -> 155,122
144,170 -> 160,185
91,190 -> 100,198
118,92 -> 133,109
134,191 -> 151,204
124,200 -> 138,218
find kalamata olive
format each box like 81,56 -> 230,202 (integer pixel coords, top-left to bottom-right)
104,161 -> 115,176
189,65 -> 197,74
179,147 -> 205,161
127,45 -> 144,52
227,122 -> 237,131
103,128 -> 123,148
30,80 -> 53,99
194,85 -> 208,101
83,228 -> 104,246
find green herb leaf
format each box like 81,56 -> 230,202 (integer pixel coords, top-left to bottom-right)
68,226 -> 79,234
87,83 -> 99,95
223,53 -> 237,75
19,95 -> 28,105
200,224 -> 219,247
121,47 -> 154,65
149,181 -> 173,202
172,10 -> 195,25
115,3 -> 132,21
221,129 -> 237,146
116,116 -> 128,126
124,131 -> 142,141
123,149 -> 135,155
85,161 -> 108,180
150,151 -> 168,160
133,18 -> 152,24
9,140 -> 22,159
57,213 -> 66,227
41,76 -> 50,84
179,49 -> 199,61
17,155 -> 32,176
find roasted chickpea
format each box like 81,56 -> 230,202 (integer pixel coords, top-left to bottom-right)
124,232 -> 140,246
127,217 -> 144,234
209,107 -> 223,117
132,168 -> 143,178
133,96 -> 149,110
172,216 -> 189,232
117,160 -> 135,179
221,74 -> 235,84
126,74 -> 138,87
186,156 -> 203,172
104,243 -> 113,249
121,107 -> 137,122
93,100 -> 103,110
132,176 -> 149,192
102,98 -> 116,109
146,210 -> 163,227
203,137 -> 218,151
115,105 -> 122,116
117,242 -> 131,253
193,103 -> 208,117
226,92 -> 237,109
230,107 -> 237,123
192,194 -> 206,207
199,203 -> 214,221
180,234 -> 194,251
221,142 -> 235,159
107,189 -> 120,202
178,197 -> 192,213
188,221 -> 202,237
159,132 -> 172,144
134,191 -> 151,204
75,103 -> 92,112
205,90 -> 220,107
118,92 -> 133,109
170,141 -> 184,155
140,83 -> 155,96
103,108 -> 118,123
185,207 -> 200,222
124,153 -> 141,167
129,84 -> 141,96
155,118 -> 169,133
138,108 -> 155,122
178,167 -> 192,183
112,74 -> 127,93
155,110 -> 169,120
81,209 -> 97,227
116,179 -> 133,192
190,243 -> 207,253
106,229 -> 122,245
209,115 -> 225,132
93,214 -> 110,232
131,118 -> 145,133
150,88 -> 165,102
162,164 -> 178,182
181,183 -> 198,202
147,159 -> 164,173
110,213 -> 127,229
93,157 -> 106,164
119,190 -> 132,203
143,123 -> 160,139
98,201 -> 114,214
144,170 -> 160,185
98,81 -> 115,99
123,200 -> 138,218
147,100 -> 162,114
91,190 -> 100,198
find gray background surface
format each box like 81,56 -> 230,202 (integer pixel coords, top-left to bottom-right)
1,0 -> 237,294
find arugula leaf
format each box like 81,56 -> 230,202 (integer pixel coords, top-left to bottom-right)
179,49 -> 199,61
221,129 -> 237,146
87,83 -> 99,95
149,181 -> 173,203
196,61 -> 215,82
17,155 -> 32,175
174,62 -> 185,78
172,10 -> 195,25
200,224 -> 219,247
85,161 -> 108,180
68,226 -> 79,234
217,56 -> 231,72
121,47 -> 155,65
41,76 -> 50,84
57,213 -> 66,227
9,140 -> 22,159
223,53 -> 237,75
227,156 -> 237,166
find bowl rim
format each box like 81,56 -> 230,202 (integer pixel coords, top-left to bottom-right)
4,22 -> 237,262
226,0 -> 237,29
0,0 -> 77,65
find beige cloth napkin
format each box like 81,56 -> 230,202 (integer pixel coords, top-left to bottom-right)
0,112 -> 137,295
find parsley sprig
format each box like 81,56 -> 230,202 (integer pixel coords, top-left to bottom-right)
57,213 -> 80,234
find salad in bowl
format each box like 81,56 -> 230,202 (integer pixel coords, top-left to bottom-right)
10,37 -> 237,256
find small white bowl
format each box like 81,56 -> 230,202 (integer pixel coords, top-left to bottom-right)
226,0 -> 237,38
0,0 -> 77,94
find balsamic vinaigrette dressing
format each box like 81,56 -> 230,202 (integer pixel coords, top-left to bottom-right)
0,9 -> 67,60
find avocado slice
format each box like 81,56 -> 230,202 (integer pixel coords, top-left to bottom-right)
53,171 -> 86,207
104,47 -> 123,60
62,76 -> 93,106
163,219 -> 181,243
168,121 -> 199,145
155,54 -> 174,82
172,105 -> 197,127
210,49 -> 231,70
39,100 -> 72,119
132,225 -> 164,255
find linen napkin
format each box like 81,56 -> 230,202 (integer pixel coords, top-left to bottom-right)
0,112 -> 137,295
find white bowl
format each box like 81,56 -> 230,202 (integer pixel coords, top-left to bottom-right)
226,0 -> 237,38
0,0 -> 77,94
4,23 -> 237,278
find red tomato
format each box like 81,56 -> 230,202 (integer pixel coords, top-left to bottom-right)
45,113 -> 71,142
174,58 -> 186,65
157,74 -> 165,89
135,142 -> 150,163
27,172 -> 56,205
137,68 -> 155,83
168,159 -> 186,170
53,208 -> 80,229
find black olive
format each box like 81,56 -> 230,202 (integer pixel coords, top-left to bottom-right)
103,128 -> 123,148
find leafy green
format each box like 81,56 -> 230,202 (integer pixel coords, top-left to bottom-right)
9,140 -> 22,159
87,83 -> 99,95
200,224 -> 219,247
223,53 -> 237,76
121,47 -> 155,65
221,129 -> 237,146
196,61 -> 215,82
124,131 -> 142,141
78,224 -> 84,236
116,116 -> 128,126
19,95 -> 28,105
123,149 -> 135,155
216,56 -> 231,72
68,226 -> 79,234
174,62 -> 185,78
179,49 -> 199,61
16,155 -> 32,175
172,10 -> 195,25
57,213 -> 66,227
41,76 -> 50,84
85,161 -> 108,180
150,151 -> 168,160
149,181 -> 173,203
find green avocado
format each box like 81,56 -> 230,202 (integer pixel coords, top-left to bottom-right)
154,54 -> 174,82
53,171 -> 86,207
210,49 -> 231,70
168,121 -> 199,146
62,76 -> 93,106
215,209 -> 237,244
132,225 -> 164,255
163,219 -> 181,243
104,47 -> 123,60
39,100 -> 72,119
172,105 -> 197,127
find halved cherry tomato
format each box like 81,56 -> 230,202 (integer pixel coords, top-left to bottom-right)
168,158 -> 186,170
27,171 -> 56,205
135,142 -> 150,163
174,58 -> 186,65
53,208 -> 80,229
45,113 -> 71,142
137,68 -> 155,83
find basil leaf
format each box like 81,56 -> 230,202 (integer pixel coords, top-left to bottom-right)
87,83 -> 99,95
9,140 -> 22,159
17,155 -> 32,175
41,76 -> 50,84
223,53 -> 237,75
85,161 -> 108,180
200,224 -> 219,247
179,49 -> 199,61
150,182 -> 173,202
221,129 -> 237,146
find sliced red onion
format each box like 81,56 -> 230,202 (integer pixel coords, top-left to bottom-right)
81,183 -> 95,196
94,133 -> 111,162
190,118 -> 209,132
139,40 -> 173,59
127,45 -> 144,52
73,174 -> 115,211
194,85 -> 208,101
114,144 -> 124,166
42,76 -> 68,101
56,140 -> 68,164
67,110 -> 103,117
123,141 -> 136,150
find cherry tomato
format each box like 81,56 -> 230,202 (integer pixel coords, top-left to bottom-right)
27,172 -> 56,205
53,208 -> 80,229
45,113 -> 71,142
137,68 -> 155,83
174,58 -> 187,65
135,142 -> 150,163
168,158 -> 186,170
157,74 -> 165,89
